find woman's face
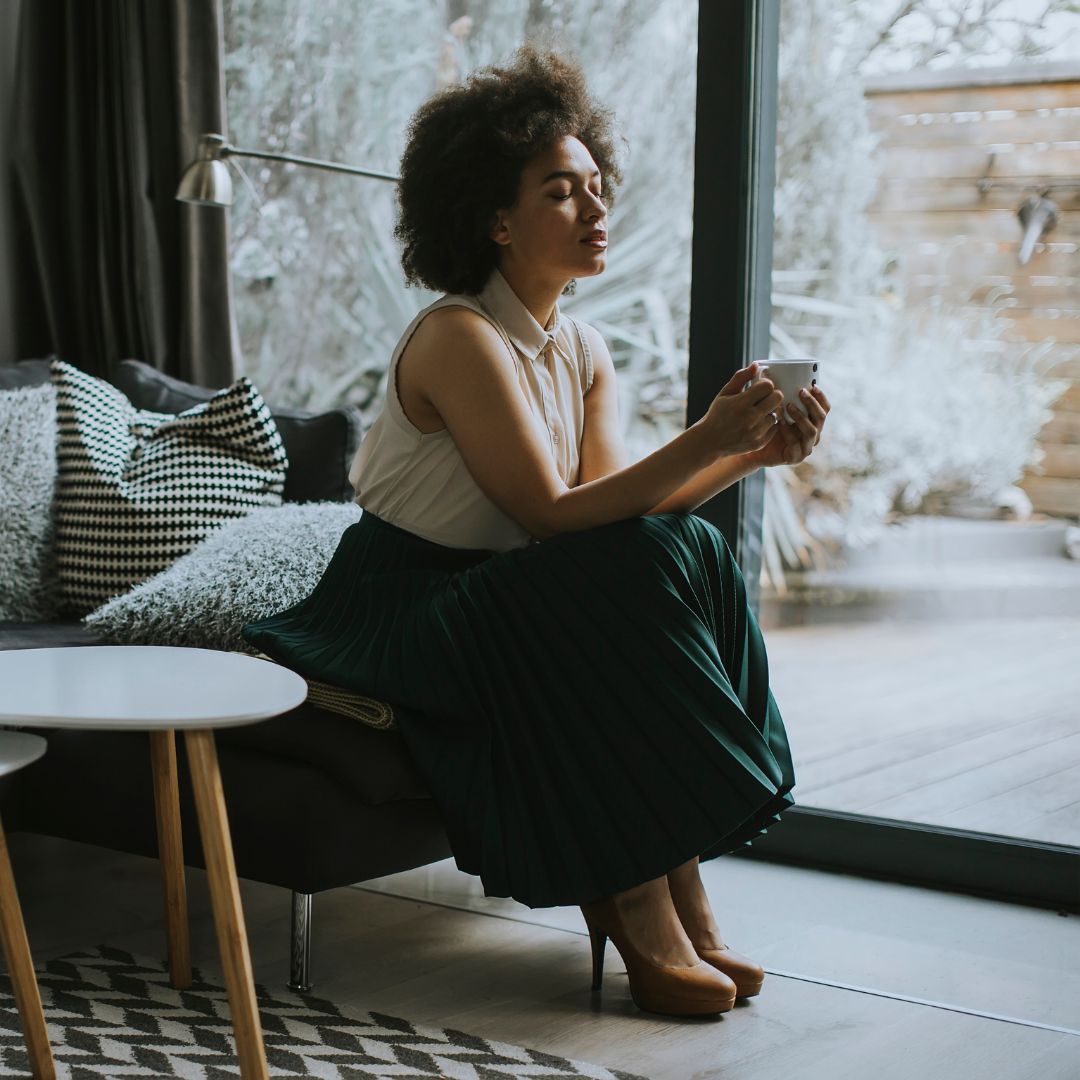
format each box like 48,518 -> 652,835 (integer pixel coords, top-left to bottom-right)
490,135 -> 608,285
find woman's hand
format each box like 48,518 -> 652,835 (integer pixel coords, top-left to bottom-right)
697,363 -> 787,456
745,384 -> 831,468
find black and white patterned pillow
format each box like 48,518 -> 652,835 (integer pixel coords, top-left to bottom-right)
51,359 -> 289,613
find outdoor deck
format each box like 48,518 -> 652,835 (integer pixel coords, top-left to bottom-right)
763,615 -> 1080,848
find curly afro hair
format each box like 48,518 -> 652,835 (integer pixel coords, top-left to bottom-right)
394,44 -> 622,296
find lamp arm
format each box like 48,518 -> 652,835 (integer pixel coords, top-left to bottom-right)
223,144 -> 400,184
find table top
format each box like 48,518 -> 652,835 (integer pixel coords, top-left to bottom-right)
0,647 -> 308,730
0,731 -> 48,777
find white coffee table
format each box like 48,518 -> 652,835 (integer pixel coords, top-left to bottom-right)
0,731 -> 54,1080
0,646 -> 308,1080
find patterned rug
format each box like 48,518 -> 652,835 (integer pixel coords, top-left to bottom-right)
0,946 -> 646,1079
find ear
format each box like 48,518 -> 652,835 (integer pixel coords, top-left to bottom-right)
489,210 -> 511,247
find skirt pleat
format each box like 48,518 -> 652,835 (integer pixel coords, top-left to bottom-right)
242,510 -> 796,909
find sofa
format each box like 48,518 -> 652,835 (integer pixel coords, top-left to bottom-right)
0,357 -> 454,991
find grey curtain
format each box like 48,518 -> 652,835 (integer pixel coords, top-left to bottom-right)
10,0 -> 239,386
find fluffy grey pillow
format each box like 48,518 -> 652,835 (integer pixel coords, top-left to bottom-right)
83,501 -> 362,652
0,383 -> 61,620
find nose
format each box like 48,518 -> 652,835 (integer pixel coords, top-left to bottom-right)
583,192 -> 606,222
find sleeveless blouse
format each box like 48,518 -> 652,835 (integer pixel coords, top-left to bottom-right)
348,269 -> 595,551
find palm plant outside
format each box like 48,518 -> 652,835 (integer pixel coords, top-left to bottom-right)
222,0 -> 1076,586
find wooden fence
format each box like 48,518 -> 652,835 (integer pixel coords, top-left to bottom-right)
864,61 -> 1080,519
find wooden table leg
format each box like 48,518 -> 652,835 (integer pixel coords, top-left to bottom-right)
149,731 -> 191,990
0,815 -> 56,1080
184,729 -> 268,1080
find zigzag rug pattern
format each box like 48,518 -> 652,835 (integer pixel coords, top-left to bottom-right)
0,946 -> 646,1079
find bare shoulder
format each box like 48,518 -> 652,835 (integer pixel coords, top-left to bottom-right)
406,304 -> 512,376
396,305 -> 516,431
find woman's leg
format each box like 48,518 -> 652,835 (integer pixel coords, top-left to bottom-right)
593,873 -> 702,967
665,853 -> 767,996
666,856 -> 726,949
580,867 -> 742,1015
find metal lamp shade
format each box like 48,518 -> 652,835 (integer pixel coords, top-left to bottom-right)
176,158 -> 234,206
176,131 -> 399,208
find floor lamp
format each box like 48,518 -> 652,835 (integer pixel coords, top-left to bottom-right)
176,132 -> 399,206
174,131 -> 396,991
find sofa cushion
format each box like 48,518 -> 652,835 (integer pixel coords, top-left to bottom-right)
211,705 -> 428,806
51,359 -> 289,613
0,358 -> 51,390
0,623 -> 429,806
113,360 -> 363,505
0,384 -> 61,620
12,729 -> 444,891
0,620 -> 100,649
84,501 -> 361,654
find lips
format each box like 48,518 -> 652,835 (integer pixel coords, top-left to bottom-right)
582,231 -> 607,247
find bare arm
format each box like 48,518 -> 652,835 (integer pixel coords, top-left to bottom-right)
646,453 -> 762,514
577,323 -> 764,513
577,324 -> 631,481
410,308 -> 779,539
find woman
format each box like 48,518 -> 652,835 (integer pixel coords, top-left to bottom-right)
244,44 -> 830,1018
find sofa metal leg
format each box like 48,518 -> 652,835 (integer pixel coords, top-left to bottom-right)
288,891 -> 312,993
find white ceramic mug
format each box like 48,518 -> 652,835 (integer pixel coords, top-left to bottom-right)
744,359 -> 820,424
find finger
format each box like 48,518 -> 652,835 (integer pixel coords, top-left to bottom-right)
799,389 -> 826,423
743,379 -> 777,406
724,363 -> 764,395
786,406 -> 818,456
810,386 -> 831,413
786,402 -> 814,430
778,414 -> 803,455
755,390 -> 784,419
797,408 -> 823,445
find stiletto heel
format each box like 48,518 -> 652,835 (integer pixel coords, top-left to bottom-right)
587,922 -> 607,991
579,897 -> 737,1016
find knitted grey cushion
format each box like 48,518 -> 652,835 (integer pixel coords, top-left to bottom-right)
0,383 -> 61,620
83,502 -> 361,652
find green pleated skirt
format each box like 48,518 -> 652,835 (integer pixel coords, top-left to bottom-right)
241,509 -> 796,909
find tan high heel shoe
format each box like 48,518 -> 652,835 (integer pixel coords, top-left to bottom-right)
580,896 -> 737,1016
693,941 -> 765,997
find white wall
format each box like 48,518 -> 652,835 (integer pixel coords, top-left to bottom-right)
0,0 -> 23,365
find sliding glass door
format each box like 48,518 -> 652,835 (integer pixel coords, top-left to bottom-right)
694,0 -> 1079,913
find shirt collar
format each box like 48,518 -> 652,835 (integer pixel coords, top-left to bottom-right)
477,268 -> 562,359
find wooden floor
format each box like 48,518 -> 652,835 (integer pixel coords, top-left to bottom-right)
8,836 -> 1079,1080
762,616 -> 1080,848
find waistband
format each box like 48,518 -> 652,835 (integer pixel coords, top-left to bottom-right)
356,510 -> 497,560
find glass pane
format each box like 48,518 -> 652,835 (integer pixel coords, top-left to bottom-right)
222,1 -> 697,461
762,0 -> 1080,849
